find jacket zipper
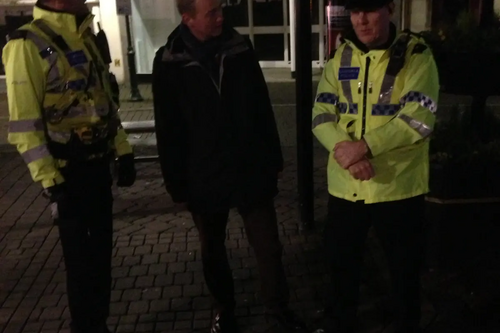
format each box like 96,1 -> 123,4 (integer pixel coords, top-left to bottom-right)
186,62 -> 222,95
218,54 -> 226,96
361,56 -> 371,136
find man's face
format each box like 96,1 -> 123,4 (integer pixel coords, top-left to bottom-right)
350,4 -> 393,48
183,0 -> 224,41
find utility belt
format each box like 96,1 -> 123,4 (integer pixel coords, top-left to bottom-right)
48,125 -> 111,161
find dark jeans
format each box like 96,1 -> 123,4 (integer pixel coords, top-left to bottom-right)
192,199 -> 289,314
56,159 -> 113,332
324,195 -> 425,332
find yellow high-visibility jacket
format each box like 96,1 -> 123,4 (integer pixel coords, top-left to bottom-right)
312,30 -> 440,203
3,6 -> 132,189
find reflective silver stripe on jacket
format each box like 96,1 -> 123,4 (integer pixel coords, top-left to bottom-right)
378,35 -> 409,104
398,114 -> 432,138
315,93 -> 339,105
21,145 -> 51,164
47,130 -> 71,143
8,119 -> 44,133
312,114 -> 339,129
400,91 -> 437,114
340,45 -> 354,103
25,31 -> 61,91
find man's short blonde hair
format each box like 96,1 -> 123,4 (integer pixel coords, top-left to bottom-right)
176,0 -> 197,14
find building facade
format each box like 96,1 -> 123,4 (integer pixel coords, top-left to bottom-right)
0,0 -> 497,83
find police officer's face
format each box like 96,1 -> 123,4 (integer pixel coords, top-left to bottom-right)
350,4 -> 394,48
183,0 -> 224,41
65,0 -> 89,14
45,0 -> 89,15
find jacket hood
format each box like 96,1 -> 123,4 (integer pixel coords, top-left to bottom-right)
33,4 -> 94,35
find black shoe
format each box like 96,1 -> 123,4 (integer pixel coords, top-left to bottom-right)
266,309 -> 307,331
211,312 -> 240,333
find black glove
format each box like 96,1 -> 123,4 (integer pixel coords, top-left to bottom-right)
43,183 -> 67,203
117,153 -> 136,187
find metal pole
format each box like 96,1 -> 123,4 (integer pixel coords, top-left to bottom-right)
318,0 -> 325,67
125,14 -> 143,102
289,0 -> 296,78
295,0 -> 314,231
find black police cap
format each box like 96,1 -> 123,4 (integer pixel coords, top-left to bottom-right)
345,0 -> 393,11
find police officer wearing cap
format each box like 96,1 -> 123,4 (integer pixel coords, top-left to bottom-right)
3,1 -> 136,332
312,0 -> 439,332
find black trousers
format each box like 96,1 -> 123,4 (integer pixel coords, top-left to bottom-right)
56,159 -> 113,332
324,195 -> 425,332
192,199 -> 289,314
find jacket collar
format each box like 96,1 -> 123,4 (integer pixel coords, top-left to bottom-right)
33,5 -> 94,35
162,24 -> 249,63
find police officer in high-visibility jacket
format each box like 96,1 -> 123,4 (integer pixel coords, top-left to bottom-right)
312,0 -> 439,332
3,1 -> 136,332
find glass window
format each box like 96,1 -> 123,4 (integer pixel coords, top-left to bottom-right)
223,0 -> 249,27
253,0 -> 283,26
254,34 -> 285,61
131,0 -> 181,74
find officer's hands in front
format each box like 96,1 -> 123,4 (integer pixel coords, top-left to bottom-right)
334,140 -> 370,169
348,158 -> 375,181
117,154 -> 137,187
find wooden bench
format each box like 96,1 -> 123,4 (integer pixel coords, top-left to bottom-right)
121,120 -> 158,162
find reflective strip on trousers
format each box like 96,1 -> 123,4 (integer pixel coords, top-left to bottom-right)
340,45 -> 354,103
398,114 -> 432,138
8,118 -> 44,133
400,91 -> 438,114
25,31 -> 61,91
312,113 -> 339,129
21,145 -> 51,164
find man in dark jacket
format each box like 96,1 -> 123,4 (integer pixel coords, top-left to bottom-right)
152,0 -> 306,332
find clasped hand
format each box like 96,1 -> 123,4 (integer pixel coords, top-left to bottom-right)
334,140 -> 375,181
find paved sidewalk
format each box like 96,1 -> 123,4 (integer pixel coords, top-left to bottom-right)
1,146 -> 500,333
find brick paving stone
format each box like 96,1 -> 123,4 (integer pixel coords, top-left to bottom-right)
162,285 -> 182,299
183,284 -> 203,297
1,148 -> 499,333
150,300 -> 170,313
135,275 -> 154,288
122,289 -> 142,302
154,274 -> 174,287
110,302 -> 129,316
115,277 -> 135,290
141,253 -> 159,265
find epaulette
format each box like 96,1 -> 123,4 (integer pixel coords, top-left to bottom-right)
402,29 -> 423,39
412,43 -> 428,54
6,30 -> 28,42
